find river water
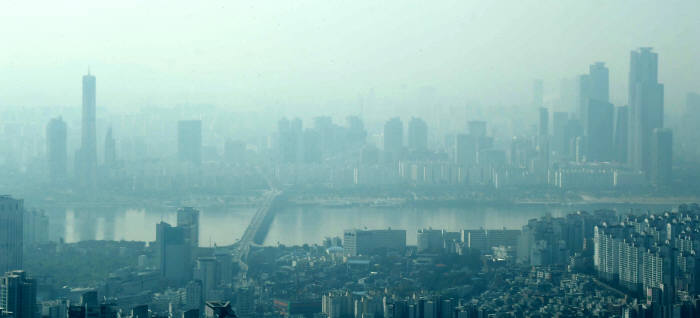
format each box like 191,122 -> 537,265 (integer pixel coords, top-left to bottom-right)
47,202 -> 675,246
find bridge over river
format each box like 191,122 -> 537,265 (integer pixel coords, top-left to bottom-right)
232,189 -> 283,264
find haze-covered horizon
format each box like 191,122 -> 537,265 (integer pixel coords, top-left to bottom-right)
1,1 -> 699,117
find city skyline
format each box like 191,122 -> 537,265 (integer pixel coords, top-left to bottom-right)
2,3 -> 700,318
1,2 -> 699,112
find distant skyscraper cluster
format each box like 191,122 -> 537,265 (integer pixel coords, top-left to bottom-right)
535,47 -> 671,186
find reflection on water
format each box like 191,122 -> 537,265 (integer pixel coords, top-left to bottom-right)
53,206 -> 256,246
48,202 -> 674,247
263,203 -> 675,246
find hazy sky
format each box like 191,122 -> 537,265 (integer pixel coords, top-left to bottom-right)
1,1 -> 698,114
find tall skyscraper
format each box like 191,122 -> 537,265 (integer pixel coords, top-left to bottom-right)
585,100 -> 614,162
77,71 -> 97,185
407,117 -> 428,152
104,127 -> 116,166
588,62 -> 610,103
0,196 -> 23,274
46,117 -> 67,183
578,62 -> 609,125
578,62 -> 612,162
156,222 -> 190,284
650,128 -> 672,185
383,118 -> 403,163
628,47 -> 664,174
177,207 -> 200,250
0,270 -> 36,318
178,120 -> 203,165
614,106 -> 629,163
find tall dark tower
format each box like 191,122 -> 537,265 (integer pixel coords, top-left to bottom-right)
628,48 -> 664,174
78,70 -> 97,185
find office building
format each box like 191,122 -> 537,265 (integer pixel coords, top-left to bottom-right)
578,62 -> 609,121
177,207 -> 200,250
42,299 -> 68,318
407,117 -> 428,152
0,270 -> 36,318
577,62 -> 612,162
185,280 -> 203,312
650,128 -> 672,185
80,290 -> 98,318
588,62 -> 610,103
628,48 -> 664,174
0,196 -> 23,274
76,71 -> 97,186
46,117 -> 67,183
156,222 -> 190,284
383,118 -> 403,163
585,100 -> 614,162
195,257 -> 219,301
343,229 -> 406,256
178,120 -> 203,165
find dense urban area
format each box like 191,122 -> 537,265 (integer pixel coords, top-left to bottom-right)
2,3 -> 700,318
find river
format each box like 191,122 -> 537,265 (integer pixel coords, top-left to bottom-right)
47,202 -> 675,246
